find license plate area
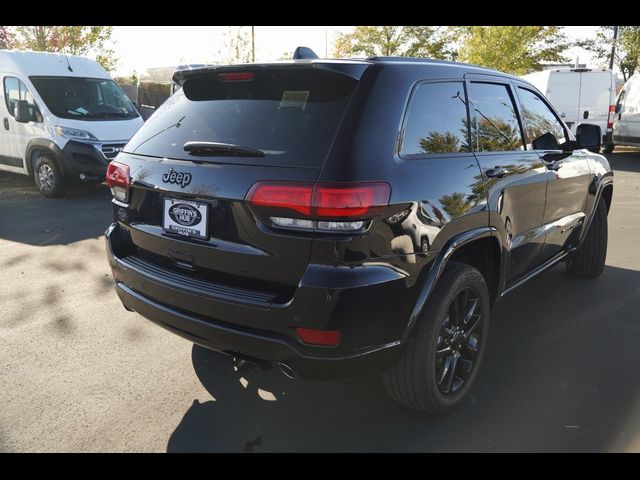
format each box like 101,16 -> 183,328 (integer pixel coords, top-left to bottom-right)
163,198 -> 209,240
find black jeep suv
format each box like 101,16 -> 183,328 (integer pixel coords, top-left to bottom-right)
105,57 -> 613,414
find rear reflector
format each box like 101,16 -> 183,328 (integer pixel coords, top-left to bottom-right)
219,72 -> 254,82
106,161 -> 130,202
296,328 -> 341,346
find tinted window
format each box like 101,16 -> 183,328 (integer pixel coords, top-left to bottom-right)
401,82 -> 469,155
30,76 -> 137,120
126,69 -> 357,168
517,87 -> 567,149
469,82 -> 524,152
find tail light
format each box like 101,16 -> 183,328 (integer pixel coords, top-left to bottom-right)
106,161 -> 130,203
607,104 -> 615,129
246,181 -> 391,233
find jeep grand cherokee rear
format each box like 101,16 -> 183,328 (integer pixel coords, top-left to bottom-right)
106,58 -> 612,414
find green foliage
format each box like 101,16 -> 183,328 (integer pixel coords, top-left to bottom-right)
4,26 -> 117,72
334,26 -> 453,59
438,192 -> 473,219
0,26 -> 12,49
578,26 -> 640,81
418,131 -> 462,154
114,71 -> 139,86
455,26 -> 570,75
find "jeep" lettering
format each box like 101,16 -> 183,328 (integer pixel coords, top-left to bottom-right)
162,168 -> 192,188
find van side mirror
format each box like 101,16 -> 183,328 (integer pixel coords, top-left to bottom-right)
14,100 -> 35,123
576,123 -> 601,149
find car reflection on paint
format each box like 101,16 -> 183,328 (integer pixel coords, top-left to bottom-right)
386,202 -> 442,263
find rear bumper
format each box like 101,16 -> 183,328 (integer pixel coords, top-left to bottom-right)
105,223 -> 413,380
114,282 -> 402,380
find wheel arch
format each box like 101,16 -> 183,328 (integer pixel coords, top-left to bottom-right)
401,227 -> 501,342
25,138 -> 64,177
578,179 -> 613,248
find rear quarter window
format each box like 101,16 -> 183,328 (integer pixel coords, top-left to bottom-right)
400,81 -> 470,156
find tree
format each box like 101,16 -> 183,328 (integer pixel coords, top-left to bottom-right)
7,26 -> 117,72
578,26 -> 640,81
455,26 -> 570,75
418,132 -> 462,154
1,26 -> 13,49
114,71 -> 139,86
334,26 -> 453,59
438,192 -> 473,220
217,26 -> 252,64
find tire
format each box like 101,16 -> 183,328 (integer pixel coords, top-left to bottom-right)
602,144 -> 615,154
566,197 -> 608,278
34,155 -> 65,198
383,261 -> 490,414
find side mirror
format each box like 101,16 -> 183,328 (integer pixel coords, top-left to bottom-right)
576,123 -> 602,149
532,131 -> 560,150
14,100 -> 34,123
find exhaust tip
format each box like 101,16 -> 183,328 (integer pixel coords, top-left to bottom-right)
277,362 -> 297,379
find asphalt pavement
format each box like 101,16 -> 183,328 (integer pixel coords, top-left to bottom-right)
1,151 -> 639,452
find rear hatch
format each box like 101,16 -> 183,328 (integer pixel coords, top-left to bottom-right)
113,64 -> 364,302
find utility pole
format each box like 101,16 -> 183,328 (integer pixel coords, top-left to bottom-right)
609,25 -> 618,71
251,26 -> 255,63
325,27 -> 328,58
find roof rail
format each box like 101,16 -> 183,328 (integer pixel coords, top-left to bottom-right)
366,56 -> 482,68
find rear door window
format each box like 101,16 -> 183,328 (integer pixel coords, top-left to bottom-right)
400,81 -> 470,156
126,69 -> 358,168
468,82 -> 524,152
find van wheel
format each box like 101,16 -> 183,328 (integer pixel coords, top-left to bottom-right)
602,144 -> 614,154
34,155 -> 65,198
382,262 -> 490,414
566,197 -> 607,278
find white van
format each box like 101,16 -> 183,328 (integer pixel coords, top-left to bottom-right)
0,50 -> 144,196
521,68 -> 617,151
611,73 -> 640,150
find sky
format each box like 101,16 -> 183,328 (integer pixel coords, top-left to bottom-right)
109,26 -> 603,78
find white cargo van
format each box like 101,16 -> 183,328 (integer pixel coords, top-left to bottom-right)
521,68 -> 617,151
0,50 -> 144,196
611,73 -> 640,150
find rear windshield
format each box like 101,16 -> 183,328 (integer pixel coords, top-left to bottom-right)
126,69 -> 358,168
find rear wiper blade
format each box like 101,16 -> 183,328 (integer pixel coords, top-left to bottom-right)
183,141 -> 265,158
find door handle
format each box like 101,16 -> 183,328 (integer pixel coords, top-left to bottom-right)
3,118 -> 8,130
485,166 -> 508,178
583,110 -> 589,120
545,161 -> 562,171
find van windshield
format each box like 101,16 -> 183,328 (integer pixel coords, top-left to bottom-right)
29,76 -> 138,120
